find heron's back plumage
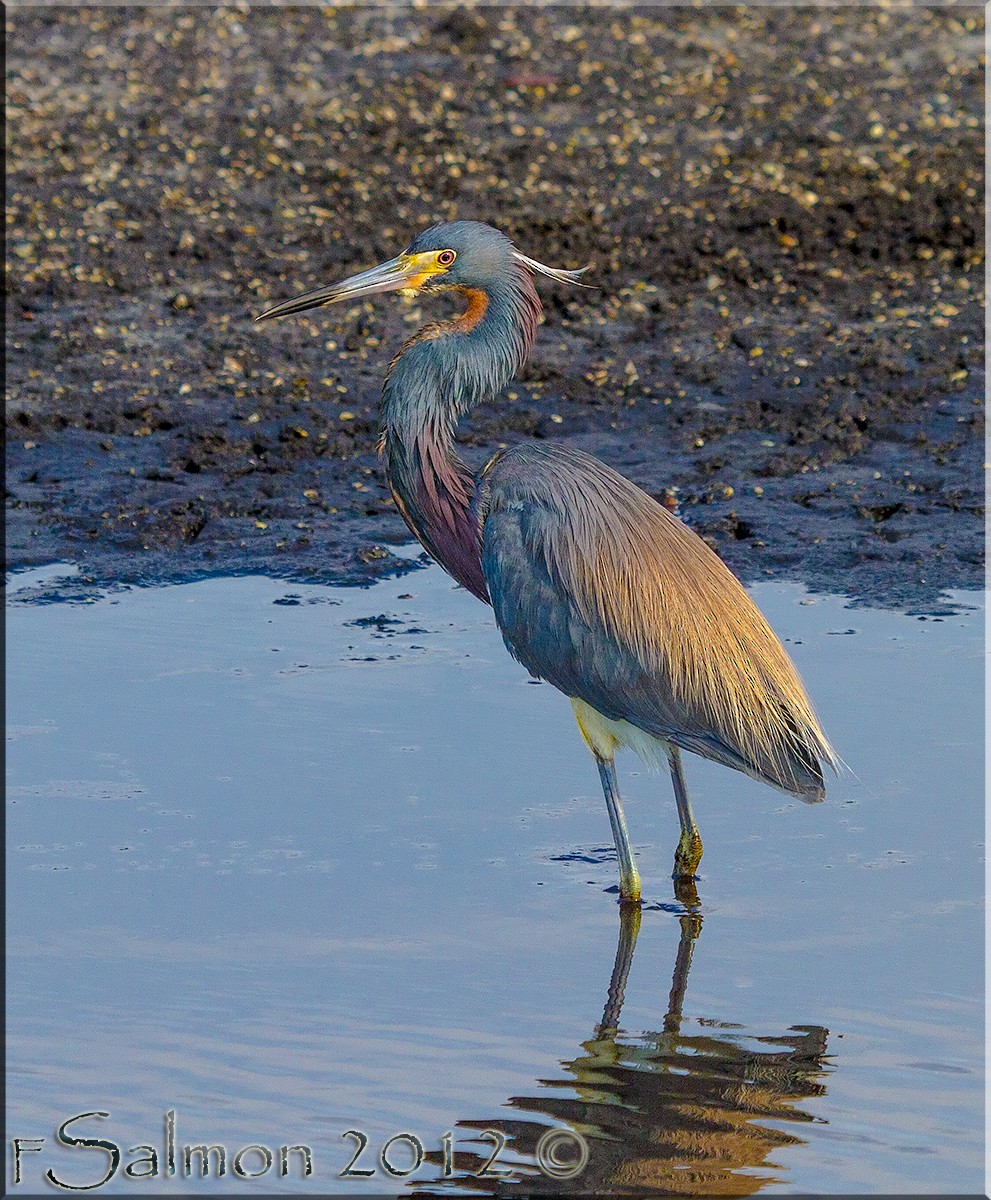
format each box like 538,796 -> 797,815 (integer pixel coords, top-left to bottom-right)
478,443 -> 837,799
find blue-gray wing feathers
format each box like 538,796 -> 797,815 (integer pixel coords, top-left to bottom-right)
478,443 -> 835,798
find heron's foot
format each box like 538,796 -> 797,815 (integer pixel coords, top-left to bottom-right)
673,827 -> 703,881
618,867 -> 642,907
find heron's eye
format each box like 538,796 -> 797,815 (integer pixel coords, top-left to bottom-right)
437,250 -> 456,267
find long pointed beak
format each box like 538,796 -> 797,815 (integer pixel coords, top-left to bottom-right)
255,254 -> 423,321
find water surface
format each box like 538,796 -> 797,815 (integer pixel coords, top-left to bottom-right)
6,563 -> 983,1194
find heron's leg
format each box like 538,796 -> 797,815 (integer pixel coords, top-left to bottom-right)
596,756 -> 642,905
570,699 -> 641,904
668,746 -> 703,881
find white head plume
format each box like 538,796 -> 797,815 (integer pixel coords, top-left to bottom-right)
511,249 -> 594,288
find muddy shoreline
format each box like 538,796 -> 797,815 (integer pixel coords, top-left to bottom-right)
6,7 -> 984,607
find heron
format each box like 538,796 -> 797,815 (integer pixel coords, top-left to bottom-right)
258,220 -> 837,904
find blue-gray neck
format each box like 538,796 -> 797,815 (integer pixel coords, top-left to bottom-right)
380,269 -> 541,602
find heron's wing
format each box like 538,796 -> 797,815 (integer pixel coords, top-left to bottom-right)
478,443 -> 835,798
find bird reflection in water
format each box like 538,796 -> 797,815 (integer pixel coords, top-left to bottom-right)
412,902 -> 829,1197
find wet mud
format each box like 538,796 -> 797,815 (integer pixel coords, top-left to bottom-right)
6,7 -> 984,606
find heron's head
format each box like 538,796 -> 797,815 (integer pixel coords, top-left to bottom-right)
256,220 -> 588,321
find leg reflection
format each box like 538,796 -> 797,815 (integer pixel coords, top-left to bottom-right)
412,897 -> 828,1197
664,908 -> 703,1036
597,902 -> 642,1036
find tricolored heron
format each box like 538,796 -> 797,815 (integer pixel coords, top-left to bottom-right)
258,220 -> 837,904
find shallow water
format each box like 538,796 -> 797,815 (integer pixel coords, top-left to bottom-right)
6,562 -> 984,1195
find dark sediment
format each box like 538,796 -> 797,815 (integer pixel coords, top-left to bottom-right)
6,7 -> 984,607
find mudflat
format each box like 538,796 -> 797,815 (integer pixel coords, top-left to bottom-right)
6,7 -> 983,605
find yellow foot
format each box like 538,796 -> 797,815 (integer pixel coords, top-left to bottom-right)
618,871 -> 642,906
673,828 -> 703,881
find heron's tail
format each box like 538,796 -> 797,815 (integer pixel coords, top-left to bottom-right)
758,709 -> 840,803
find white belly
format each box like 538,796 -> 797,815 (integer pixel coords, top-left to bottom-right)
570,697 -> 671,772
